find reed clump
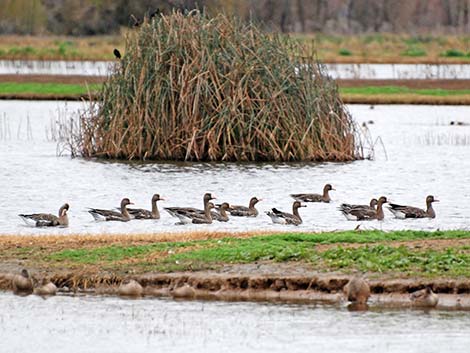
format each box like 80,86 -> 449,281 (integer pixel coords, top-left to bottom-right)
68,11 -> 364,161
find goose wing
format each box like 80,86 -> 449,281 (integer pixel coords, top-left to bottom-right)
19,213 -> 59,227
229,205 -> 253,217
127,208 -> 153,219
290,193 -> 322,202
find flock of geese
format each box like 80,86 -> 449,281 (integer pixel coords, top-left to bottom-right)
18,184 -> 438,228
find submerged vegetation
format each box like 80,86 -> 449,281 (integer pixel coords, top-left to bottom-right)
65,11 -> 362,162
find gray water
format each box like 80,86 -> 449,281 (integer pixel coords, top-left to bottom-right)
1,100 -> 470,235
0,292 -> 469,353
2,60 -> 470,79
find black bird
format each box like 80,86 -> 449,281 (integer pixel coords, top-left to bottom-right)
113,48 -> 121,60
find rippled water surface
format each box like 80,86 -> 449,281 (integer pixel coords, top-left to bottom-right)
1,100 -> 470,234
1,292 -> 469,353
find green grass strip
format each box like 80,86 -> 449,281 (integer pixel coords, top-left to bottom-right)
0,82 -> 102,95
48,230 -> 470,265
340,86 -> 470,96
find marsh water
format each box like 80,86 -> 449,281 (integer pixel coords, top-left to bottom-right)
1,292 -> 470,353
1,100 -> 470,235
2,60 -> 470,79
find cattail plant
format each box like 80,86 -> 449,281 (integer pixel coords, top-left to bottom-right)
67,11 -> 366,162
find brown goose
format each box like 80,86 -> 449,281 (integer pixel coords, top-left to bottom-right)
343,277 -> 370,304
339,198 -> 378,220
212,203 -> 231,222
127,194 -> 165,219
291,184 -> 335,203
34,279 -> 57,296
388,195 -> 438,219
340,196 -> 387,221
229,197 -> 261,217
19,203 -> 69,227
410,286 -> 438,307
88,198 -> 133,222
12,269 -> 33,294
118,279 -> 143,297
165,193 -> 216,224
266,201 -> 306,225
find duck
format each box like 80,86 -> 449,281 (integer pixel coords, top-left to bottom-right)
266,201 -> 306,225
343,276 -> 370,304
127,194 -> 165,219
12,269 -> 33,294
88,198 -> 133,222
340,196 -> 387,221
118,279 -> 143,297
410,286 -> 439,307
291,184 -> 335,203
165,193 -> 216,224
388,195 -> 438,219
19,203 -> 69,227
34,279 -> 57,296
228,197 -> 261,217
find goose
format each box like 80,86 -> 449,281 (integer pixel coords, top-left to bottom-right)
12,269 -> 33,294
165,193 -> 216,224
88,198 -> 133,222
291,184 -> 335,203
266,201 -> 306,225
19,203 -> 69,227
388,195 -> 438,219
127,194 -> 165,219
410,286 -> 439,307
118,279 -> 143,297
229,197 -> 261,217
340,196 -> 387,221
34,279 -> 57,296
343,276 -> 370,304
212,202 -> 231,222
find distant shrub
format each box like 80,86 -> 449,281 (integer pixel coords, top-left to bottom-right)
8,46 -> 36,56
338,48 -> 352,56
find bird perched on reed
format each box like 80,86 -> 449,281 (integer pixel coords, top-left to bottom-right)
113,48 -> 121,59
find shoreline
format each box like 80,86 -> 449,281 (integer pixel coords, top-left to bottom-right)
2,269 -> 470,310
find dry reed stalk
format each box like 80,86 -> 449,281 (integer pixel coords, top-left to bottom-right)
65,11 -> 366,162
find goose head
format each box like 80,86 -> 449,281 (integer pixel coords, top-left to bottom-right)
249,197 -> 262,207
426,195 -> 439,204
152,194 -> 165,202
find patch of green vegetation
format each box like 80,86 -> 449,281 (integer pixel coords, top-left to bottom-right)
47,230 -> 470,274
362,34 -> 385,44
321,245 -> 470,277
401,47 -> 427,57
340,86 -> 470,97
8,46 -> 36,55
0,82 -> 102,96
441,49 -> 467,57
338,48 -> 352,56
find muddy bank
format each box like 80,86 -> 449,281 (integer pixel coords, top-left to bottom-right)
1,267 -> 470,309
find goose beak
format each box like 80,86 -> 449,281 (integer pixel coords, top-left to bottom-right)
160,197 -> 167,201
434,199 -> 440,202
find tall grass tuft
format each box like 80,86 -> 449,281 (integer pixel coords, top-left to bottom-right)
67,11 -> 365,162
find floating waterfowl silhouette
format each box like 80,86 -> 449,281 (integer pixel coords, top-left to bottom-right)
343,276 -> 370,304
266,201 -> 306,225
291,184 -> 334,203
340,196 -> 387,221
127,194 -> 164,219
88,198 -> 133,222
165,193 -> 216,224
388,195 -> 438,219
19,203 -> 69,227
229,197 -> 261,217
